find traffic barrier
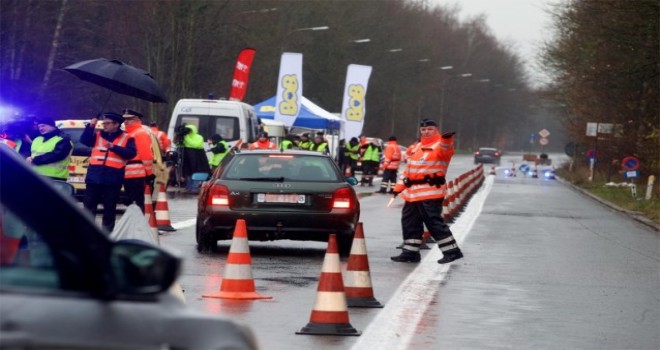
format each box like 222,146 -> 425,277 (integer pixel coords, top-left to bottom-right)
296,234 -> 360,336
155,183 -> 176,231
203,219 -> 272,300
144,185 -> 160,243
345,223 -> 383,308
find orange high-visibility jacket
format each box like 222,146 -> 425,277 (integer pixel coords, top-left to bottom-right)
382,141 -> 402,170
150,126 -> 171,153
89,132 -> 130,168
249,140 -> 277,150
124,122 -> 154,178
394,133 -> 454,202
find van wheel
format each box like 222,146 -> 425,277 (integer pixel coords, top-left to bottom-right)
196,220 -> 217,253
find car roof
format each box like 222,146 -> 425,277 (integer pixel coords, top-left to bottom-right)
236,149 -> 330,157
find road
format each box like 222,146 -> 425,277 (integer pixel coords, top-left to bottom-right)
155,153 -> 659,350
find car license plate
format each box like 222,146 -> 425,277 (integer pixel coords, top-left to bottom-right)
257,193 -> 305,204
68,176 -> 85,183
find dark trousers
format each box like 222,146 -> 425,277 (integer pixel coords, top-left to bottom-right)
83,183 -> 122,233
401,198 -> 456,253
362,160 -> 379,185
123,177 -> 146,213
347,158 -> 358,177
380,169 -> 398,191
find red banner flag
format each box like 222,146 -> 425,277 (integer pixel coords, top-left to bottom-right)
229,48 -> 256,101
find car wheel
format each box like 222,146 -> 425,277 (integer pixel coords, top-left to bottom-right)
337,234 -> 354,257
196,219 -> 217,253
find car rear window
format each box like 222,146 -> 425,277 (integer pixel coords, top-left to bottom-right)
223,154 -> 340,181
479,148 -> 498,155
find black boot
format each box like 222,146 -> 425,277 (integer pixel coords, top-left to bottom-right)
437,248 -> 463,264
376,188 -> 387,193
391,250 -> 421,263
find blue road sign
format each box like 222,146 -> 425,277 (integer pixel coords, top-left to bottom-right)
621,156 -> 640,171
519,164 -> 530,173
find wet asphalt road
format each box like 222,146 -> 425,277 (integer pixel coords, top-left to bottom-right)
156,153 -> 659,349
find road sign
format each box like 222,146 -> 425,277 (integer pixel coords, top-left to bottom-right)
539,129 -> 550,138
529,133 -> 536,144
621,156 -> 640,171
519,164 -> 530,173
624,170 -> 639,179
586,148 -> 600,159
586,122 -> 598,137
539,137 -> 549,146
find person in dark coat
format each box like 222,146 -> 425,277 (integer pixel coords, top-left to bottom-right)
80,112 -> 137,233
179,124 -> 211,190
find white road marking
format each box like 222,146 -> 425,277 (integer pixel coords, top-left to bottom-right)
351,175 -> 494,350
173,218 -> 196,230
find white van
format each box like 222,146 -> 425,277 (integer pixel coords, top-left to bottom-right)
167,99 -> 260,150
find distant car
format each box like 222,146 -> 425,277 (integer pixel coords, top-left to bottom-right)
0,145 -> 257,350
196,150 -> 360,256
474,147 -> 501,165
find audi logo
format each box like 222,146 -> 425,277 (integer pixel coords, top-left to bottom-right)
272,183 -> 291,188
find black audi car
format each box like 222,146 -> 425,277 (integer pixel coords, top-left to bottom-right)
196,150 -> 360,255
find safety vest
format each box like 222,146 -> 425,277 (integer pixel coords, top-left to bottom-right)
125,123 -> 154,179
298,140 -> 313,150
210,140 -> 230,166
313,142 -> 328,153
151,128 -> 170,153
280,139 -> 294,150
345,143 -> 360,160
30,135 -> 73,179
397,136 -> 453,202
383,141 -> 401,170
363,145 -> 380,162
90,132 -> 130,169
249,140 -> 277,150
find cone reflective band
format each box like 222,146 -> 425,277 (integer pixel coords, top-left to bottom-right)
297,234 -> 360,336
345,223 -> 383,308
144,185 -> 159,243
203,219 -> 272,300
155,183 -> 176,231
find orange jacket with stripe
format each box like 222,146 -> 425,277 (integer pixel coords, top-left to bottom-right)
393,133 -> 454,202
249,140 -> 277,150
382,141 -> 402,170
124,121 -> 154,178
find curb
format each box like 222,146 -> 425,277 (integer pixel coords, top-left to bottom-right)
556,177 -> 660,232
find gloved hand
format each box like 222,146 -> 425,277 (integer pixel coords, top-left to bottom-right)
442,131 -> 456,139
391,190 -> 400,198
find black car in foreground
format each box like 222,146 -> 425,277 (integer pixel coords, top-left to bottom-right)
0,145 -> 257,349
474,147 -> 502,165
196,150 -> 360,256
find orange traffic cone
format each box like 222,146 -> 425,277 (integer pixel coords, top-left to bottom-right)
203,219 -> 272,300
296,234 -> 360,336
144,185 -> 160,243
344,165 -> 352,177
345,223 -> 383,308
155,183 -> 176,231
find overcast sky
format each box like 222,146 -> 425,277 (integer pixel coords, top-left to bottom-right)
431,0 -> 564,87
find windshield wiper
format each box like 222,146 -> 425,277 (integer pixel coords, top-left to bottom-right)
238,177 -> 285,182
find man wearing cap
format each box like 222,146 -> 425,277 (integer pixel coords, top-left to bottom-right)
377,135 -> 401,193
122,109 -> 154,213
390,118 -> 463,264
208,133 -> 229,172
249,132 -> 277,150
26,117 -> 74,181
80,113 -> 136,232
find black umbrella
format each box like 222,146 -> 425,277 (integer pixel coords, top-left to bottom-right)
64,58 -> 167,103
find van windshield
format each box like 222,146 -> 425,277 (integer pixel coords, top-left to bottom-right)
175,115 -> 239,143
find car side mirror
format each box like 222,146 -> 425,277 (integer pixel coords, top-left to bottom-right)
111,240 -> 180,295
51,180 -> 74,196
346,177 -> 359,186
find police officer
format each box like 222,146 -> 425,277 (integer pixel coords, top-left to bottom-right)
122,109 -> 154,213
377,135 -> 401,193
360,139 -> 380,186
311,132 -> 329,155
390,119 -> 463,264
298,133 -> 313,150
80,113 -> 137,232
249,131 -> 277,150
280,134 -> 296,150
345,137 -> 360,177
26,117 -> 73,181
208,133 -> 229,172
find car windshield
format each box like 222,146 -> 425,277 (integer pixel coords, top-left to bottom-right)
223,154 -> 340,182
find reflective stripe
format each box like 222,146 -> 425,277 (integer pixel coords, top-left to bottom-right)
402,245 -> 420,252
90,133 -> 129,168
440,243 -> 458,252
436,236 -> 454,245
404,239 -> 423,244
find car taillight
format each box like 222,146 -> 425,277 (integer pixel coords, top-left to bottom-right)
332,187 -> 353,209
207,183 -> 229,206
494,152 -> 500,156
474,151 -> 480,155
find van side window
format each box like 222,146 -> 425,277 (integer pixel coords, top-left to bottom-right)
213,117 -> 239,142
